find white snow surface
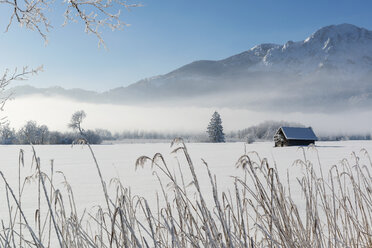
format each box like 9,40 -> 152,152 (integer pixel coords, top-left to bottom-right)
0,140 -> 371,221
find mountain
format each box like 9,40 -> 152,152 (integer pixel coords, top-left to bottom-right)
7,85 -> 99,100
7,24 -> 372,112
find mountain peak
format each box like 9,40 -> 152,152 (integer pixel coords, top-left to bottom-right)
305,23 -> 372,43
250,43 -> 279,52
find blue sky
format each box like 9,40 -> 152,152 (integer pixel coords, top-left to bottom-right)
1,0 -> 372,92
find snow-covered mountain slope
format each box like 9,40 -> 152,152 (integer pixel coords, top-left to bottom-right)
261,24 -> 372,75
8,24 -> 372,112
128,24 -> 372,88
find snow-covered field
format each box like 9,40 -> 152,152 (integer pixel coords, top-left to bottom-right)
0,140 -> 371,220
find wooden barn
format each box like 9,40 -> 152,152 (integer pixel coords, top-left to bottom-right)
274,127 -> 317,147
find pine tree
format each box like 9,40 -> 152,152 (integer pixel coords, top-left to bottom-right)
207,111 -> 225,142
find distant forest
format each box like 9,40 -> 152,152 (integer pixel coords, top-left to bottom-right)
0,121 -> 196,145
0,120 -> 370,145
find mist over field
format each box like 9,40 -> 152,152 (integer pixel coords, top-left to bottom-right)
4,95 -> 372,135
4,24 -> 372,138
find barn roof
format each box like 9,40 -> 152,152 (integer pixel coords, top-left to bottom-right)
279,127 -> 318,141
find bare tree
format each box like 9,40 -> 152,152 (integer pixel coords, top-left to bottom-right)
17,120 -> 50,144
18,120 -> 39,144
68,110 -> 86,133
38,124 -> 49,144
0,123 -> 17,144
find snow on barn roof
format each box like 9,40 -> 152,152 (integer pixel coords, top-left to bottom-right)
280,127 -> 318,141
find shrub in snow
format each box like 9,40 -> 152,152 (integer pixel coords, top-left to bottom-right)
246,133 -> 255,144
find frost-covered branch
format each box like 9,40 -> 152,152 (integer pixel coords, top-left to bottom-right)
64,0 -> 140,47
0,66 -> 43,123
1,0 -> 140,45
0,66 -> 43,107
2,0 -> 52,40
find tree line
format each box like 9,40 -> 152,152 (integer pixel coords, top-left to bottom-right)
1,115 -> 369,145
0,121 -> 103,145
0,120 -> 195,145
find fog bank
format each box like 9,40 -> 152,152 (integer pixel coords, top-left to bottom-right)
4,95 -> 372,135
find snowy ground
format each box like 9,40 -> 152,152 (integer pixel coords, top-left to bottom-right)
0,140 -> 371,227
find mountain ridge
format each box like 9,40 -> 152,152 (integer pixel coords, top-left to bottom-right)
7,23 -> 372,112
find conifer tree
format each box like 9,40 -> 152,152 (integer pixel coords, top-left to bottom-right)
207,111 -> 225,142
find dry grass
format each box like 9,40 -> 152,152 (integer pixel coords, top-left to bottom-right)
0,139 -> 371,247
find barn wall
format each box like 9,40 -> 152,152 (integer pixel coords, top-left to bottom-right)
274,130 -> 286,147
287,140 -> 315,146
